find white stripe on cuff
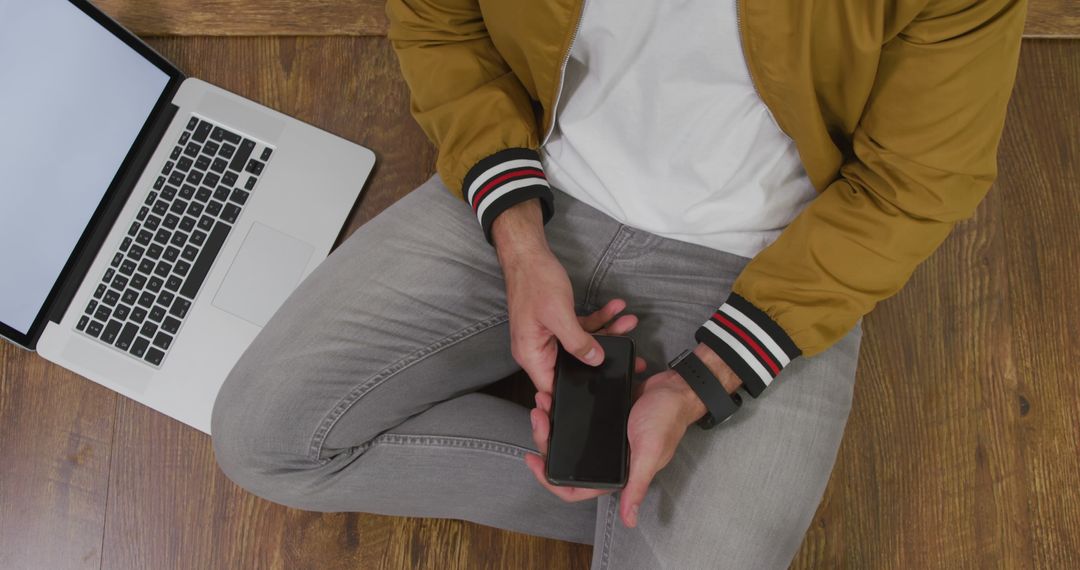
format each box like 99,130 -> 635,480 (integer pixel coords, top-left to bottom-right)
466,159 -> 545,203
703,320 -> 774,387
475,177 -> 550,222
718,304 -> 791,367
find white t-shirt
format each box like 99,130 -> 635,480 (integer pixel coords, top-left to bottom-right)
539,0 -> 817,258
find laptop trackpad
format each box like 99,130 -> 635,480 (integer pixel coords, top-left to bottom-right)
212,222 -> 314,327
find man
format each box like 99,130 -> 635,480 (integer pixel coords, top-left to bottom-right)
210,0 -> 1026,567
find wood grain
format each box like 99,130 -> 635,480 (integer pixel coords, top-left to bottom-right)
90,0 -> 1080,38
791,38 -> 1080,568
0,343 -> 117,570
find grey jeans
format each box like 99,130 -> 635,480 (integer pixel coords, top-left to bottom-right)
210,173 -> 862,569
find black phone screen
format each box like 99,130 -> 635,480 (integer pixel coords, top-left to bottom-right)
546,335 -> 634,487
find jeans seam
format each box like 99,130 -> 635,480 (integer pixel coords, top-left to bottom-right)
308,312 -> 510,464
599,492 -> 619,569
584,225 -> 635,308
351,433 -> 535,459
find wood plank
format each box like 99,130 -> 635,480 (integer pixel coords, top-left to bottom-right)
90,0 -> 1080,38
792,38 -> 1080,568
0,343 -> 117,570
98,36 -> 591,570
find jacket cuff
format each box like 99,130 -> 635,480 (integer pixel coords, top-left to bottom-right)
694,292 -> 802,398
462,147 -> 555,245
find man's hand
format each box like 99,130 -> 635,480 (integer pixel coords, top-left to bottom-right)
492,199 -> 638,393
525,343 -> 743,528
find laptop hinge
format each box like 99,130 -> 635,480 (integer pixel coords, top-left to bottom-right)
46,100 -> 181,329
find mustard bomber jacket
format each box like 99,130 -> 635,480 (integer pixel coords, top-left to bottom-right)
385,0 -> 1027,396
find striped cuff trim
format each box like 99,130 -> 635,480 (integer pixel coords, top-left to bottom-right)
695,292 -> 801,398
462,147 -> 555,245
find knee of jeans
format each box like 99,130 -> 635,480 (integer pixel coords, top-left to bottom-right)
209,359 -> 318,505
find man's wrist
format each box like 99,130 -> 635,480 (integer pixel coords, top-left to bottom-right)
662,343 -> 744,427
491,198 -> 548,265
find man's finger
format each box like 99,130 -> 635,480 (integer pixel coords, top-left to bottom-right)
597,314 -> 639,336
578,298 -> 626,332
634,357 -> 647,374
535,391 -> 552,414
619,450 -> 657,528
550,311 -> 604,366
530,407 -> 550,455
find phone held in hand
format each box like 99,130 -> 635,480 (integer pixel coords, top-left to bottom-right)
545,334 -> 635,489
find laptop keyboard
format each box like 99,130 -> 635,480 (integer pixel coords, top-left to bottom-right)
75,115 -> 275,367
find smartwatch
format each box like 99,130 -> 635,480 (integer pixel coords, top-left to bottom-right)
668,349 -> 742,429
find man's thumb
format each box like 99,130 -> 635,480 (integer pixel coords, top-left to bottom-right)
555,319 -> 604,366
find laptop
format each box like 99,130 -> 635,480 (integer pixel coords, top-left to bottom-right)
0,0 -> 376,434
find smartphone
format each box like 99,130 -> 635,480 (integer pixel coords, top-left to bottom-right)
545,334 -> 635,489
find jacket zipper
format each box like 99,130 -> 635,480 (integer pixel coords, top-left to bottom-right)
541,0 -> 589,146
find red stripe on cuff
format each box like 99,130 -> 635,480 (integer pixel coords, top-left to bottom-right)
471,168 -> 546,212
714,312 -> 780,375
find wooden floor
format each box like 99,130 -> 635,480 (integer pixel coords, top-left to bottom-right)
2,5 -> 1079,569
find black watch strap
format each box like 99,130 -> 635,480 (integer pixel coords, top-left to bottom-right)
669,350 -> 742,429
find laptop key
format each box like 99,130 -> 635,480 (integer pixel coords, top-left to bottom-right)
141,321 -> 158,339
94,305 -> 111,322
149,305 -> 166,322
203,141 -> 220,156
163,214 -> 179,230
195,187 -> 212,203
170,146 -> 182,160
111,252 -> 123,267
177,157 -> 193,172
131,273 -> 147,290
183,142 -> 199,158
229,139 -> 255,172
151,200 -> 168,217
136,229 -> 154,246
170,232 -> 188,248
169,171 -> 185,186
211,158 -> 228,174
85,300 -> 98,315
180,215 -> 197,232
213,186 -> 230,202
187,116 -> 198,130
144,216 -> 160,232
114,304 -> 131,321
145,347 -> 165,366
187,202 -> 204,218
131,336 -> 150,358
221,203 -> 241,224
163,161 -> 174,175
94,284 -> 106,299
181,222 -> 230,299
152,331 -> 173,350
154,176 -> 165,190
220,143 -> 236,160
193,120 -> 212,143
116,323 -> 138,351
147,244 -> 163,259
145,191 -> 159,206
130,307 -> 147,324
179,184 -> 195,200
245,159 -> 264,175
163,246 -> 179,262
174,260 -> 191,277
222,171 -> 238,187
260,147 -> 273,161
147,277 -> 164,293
103,289 -> 119,307
138,259 -> 155,274
166,275 -> 183,291
138,291 -> 155,308
154,261 -> 173,278
77,316 -> 89,332
171,199 -> 189,216
181,246 -> 198,262
86,320 -> 104,338
120,237 -> 132,252
137,206 -> 149,221
103,268 -> 115,283
179,131 -> 190,146
229,189 -> 249,205
119,260 -> 136,276
128,221 -> 141,236
195,155 -> 211,171
210,126 -> 225,142
245,176 -> 256,191
190,230 -> 207,247
112,275 -> 129,291
219,128 -> 242,145
162,316 -> 181,335
198,215 -> 214,231
102,320 -> 123,344
157,291 -> 175,308
170,297 -> 191,319
203,173 -> 220,189
121,289 -> 138,306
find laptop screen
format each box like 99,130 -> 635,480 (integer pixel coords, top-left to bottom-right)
0,0 -> 171,337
